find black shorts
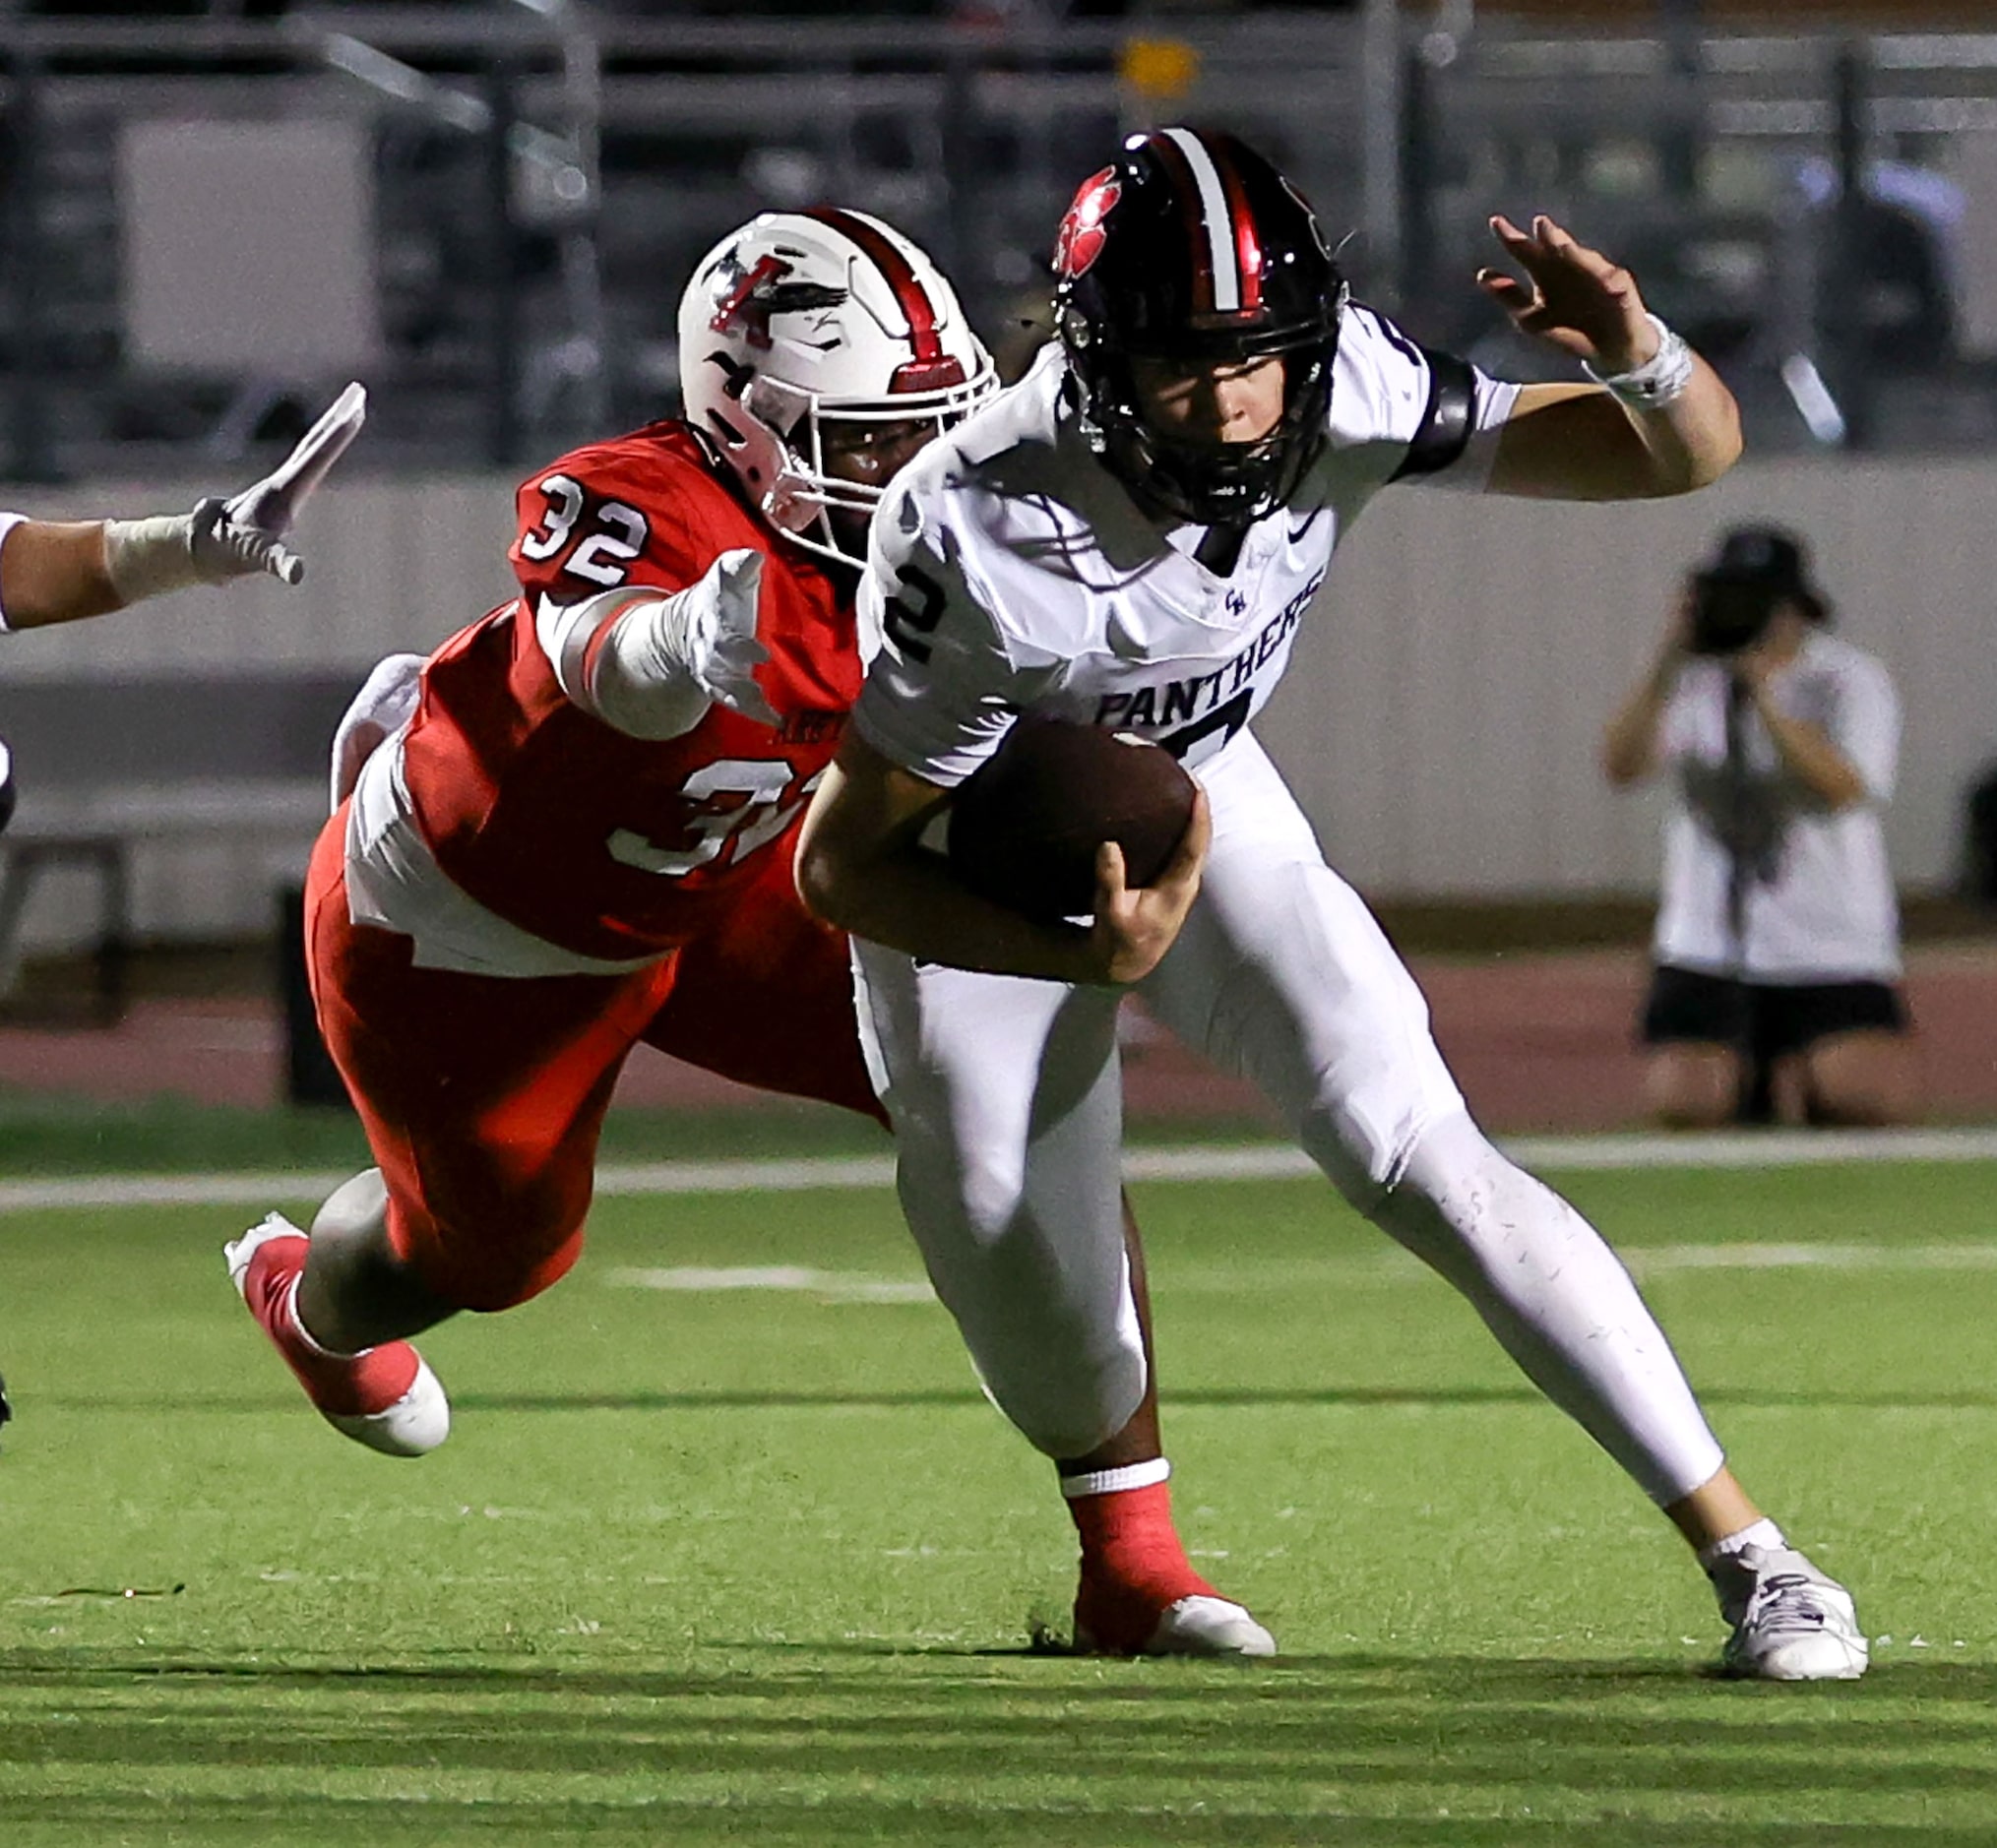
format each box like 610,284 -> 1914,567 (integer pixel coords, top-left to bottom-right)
1641,964 -> 1909,1062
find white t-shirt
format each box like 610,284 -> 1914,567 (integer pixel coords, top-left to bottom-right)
1653,628 -> 1903,982
854,313 -> 1518,784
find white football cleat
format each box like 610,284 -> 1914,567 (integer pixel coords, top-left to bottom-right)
1714,1543 -> 1868,1681
225,1212 -> 450,1458
1143,1594 -> 1278,1658
319,1355 -> 450,1459
1073,1593 -> 1277,1659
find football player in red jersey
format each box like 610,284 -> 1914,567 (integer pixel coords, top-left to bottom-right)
227,212 -> 1268,1657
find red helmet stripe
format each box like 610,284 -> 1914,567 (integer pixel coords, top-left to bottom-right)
1156,128 -> 1244,314
1142,130 -> 1217,316
1209,139 -> 1264,313
801,206 -> 943,364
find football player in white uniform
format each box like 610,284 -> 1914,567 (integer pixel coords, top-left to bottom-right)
797,128 -> 1867,1680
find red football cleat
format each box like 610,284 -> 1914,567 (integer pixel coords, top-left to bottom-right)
1068,1479 -> 1275,1657
225,1213 -> 449,1456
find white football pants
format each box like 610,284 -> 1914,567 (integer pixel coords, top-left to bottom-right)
853,732 -> 1726,1502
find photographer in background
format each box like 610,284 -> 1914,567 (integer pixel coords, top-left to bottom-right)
1602,525 -> 1918,1129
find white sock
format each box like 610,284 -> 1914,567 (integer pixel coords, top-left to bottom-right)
1697,1517 -> 1786,1573
1059,1458 -> 1170,1500
281,1273 -> 366,1360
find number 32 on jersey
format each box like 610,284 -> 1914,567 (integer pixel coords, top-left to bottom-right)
520,472 -> 651,587
607,761 -> 824,879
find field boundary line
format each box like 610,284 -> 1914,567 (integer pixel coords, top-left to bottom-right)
3,1124 -> 1997,1214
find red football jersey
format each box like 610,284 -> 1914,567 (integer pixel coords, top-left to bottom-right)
400,422 -> 860,962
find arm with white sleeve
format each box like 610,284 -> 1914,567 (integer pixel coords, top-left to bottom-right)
532,546 -> 780,738
1744,647 -> 1899,813
0,382 -> 366,633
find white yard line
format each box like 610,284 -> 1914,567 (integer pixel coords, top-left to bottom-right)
3,1124 -> 1997,1215
601,1239 -> 1997,1303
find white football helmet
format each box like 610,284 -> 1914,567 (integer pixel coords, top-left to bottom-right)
677,209 -> 997,563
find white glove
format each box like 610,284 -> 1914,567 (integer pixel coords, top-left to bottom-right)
104,381 -> 368,603
673,547 -> 779,726
209,380 -> 368,585
541,547 -> 780,739
330,650 -> 424,814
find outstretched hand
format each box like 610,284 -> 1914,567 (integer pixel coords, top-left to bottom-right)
683,547 -> 779,727
1475,215 -> 1657,375
193,381 -> 369,586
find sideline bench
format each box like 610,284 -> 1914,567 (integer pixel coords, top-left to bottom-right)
0,779 -> 328,1016
0,673 -> 355,1019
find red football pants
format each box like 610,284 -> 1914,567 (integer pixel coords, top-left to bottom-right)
303,812 -> 884,1312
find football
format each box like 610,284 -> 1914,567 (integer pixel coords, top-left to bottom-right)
946,715 -> 1198,922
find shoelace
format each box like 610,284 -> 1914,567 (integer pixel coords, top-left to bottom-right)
1744,1571 -> 1832,1635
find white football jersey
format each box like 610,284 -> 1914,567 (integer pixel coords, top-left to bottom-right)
853,310 -> 1518,783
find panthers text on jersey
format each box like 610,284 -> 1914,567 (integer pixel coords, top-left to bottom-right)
853,310 -> 1519,785
397,422 -> 860,963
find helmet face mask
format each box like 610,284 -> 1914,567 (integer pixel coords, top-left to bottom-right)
1075,323 -> 1342,527
678,210 -> 997,563
1053,130 -> 1346,527
752,374 -> 996,549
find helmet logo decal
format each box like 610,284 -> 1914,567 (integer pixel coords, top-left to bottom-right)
1055,167 -> 1121,280
890,353 -> 967,394
709,253 -> 848,351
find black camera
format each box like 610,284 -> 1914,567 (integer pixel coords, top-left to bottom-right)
1685,524 -> 1819,656
1687,577 -> 1779,656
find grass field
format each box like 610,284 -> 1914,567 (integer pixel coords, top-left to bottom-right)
3,1128 -> 1996,1844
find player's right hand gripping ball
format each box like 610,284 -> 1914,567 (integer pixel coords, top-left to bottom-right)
947,715 -> 1197,922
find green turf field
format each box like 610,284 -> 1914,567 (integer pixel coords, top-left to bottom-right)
3,1146 -> 1995,1844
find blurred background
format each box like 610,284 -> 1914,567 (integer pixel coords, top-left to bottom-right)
3,0 -> 1997,1135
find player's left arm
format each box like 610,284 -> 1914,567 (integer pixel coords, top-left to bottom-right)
512,454 -> 777,736
798,730 -> 1208,988
0,520 -> 123,629
1474,215 -> 1742,501
0,382 -> 366,631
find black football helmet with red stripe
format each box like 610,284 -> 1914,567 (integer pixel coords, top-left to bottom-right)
1053,128 -> 1345,526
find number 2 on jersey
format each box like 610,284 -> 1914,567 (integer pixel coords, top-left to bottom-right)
519,472 -> 651,587
882,562 -> 946,663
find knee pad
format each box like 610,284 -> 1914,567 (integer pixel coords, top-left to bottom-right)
310,1167 -> 389,1242
978,1337 -> 1147,1461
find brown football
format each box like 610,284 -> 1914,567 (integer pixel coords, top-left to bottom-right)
946,715 -> 1198,923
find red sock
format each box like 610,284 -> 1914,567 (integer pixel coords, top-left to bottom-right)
1069,1477 -> 1217,1653
242,1236 -> 418,1419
